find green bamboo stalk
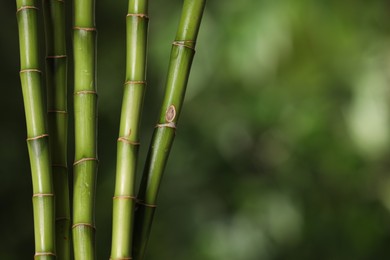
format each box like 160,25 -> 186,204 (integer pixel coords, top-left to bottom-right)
16,0 -> 56,259
72,0 -> 98,259
42,0 -> 70,259
110,0 -> 149,259
132,0 -> 206,258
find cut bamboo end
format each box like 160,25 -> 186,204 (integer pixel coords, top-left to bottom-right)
117,137 -> 140,146
172,40 -> 196,50
113,195 -> 136,200
136,200 -> 157,208
20,69 -> 41,74
32,193 -> 55,198
46,55 -> 67,59
127,13 -> 149,19
155,122 -> 177,129
48,110 -> 67,114
26,134 -> 49,141
165,105 -> 176,122
123,80 -> 147,86
34,252 -> 56,258
74,90 -> 98,95
73,157 -> 99,166
72,223 -> 96,230
73,27 -> 97,31
17,6 -> 39,13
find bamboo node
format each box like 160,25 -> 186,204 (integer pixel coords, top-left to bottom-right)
74,90 -> 97,95
72,223 -> 96,230
73,157 -> 99,166
123,80 -> 147,86
113,195 -> 137,200
32,193 -> 54,198
136,200 -> 157,208
172,40 -> 196,50
110,258 -> 132,260
26,134 -> 49,141
34,252 -> 56,258
56,217 -> 71,221
117,137 -> 140,146
46,55 -> 67,59
155,122 -> 176,129
127,13 -> 149,19
20,69 -> 41,74
48,110 -> 67,114
52,164 -> 68,169
73,26 -> 97,31
17,6 -> 39,13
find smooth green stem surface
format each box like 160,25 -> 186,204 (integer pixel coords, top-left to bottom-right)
16,0 -> 56,259
73,0 -> 98,259
110,1 -> 149,259
133,0 -> 206,259
42,0 -> 70,259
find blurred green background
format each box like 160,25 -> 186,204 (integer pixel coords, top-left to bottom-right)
2,0 -> 390,259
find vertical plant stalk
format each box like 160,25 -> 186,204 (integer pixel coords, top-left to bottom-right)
42,0 -> 70,259
110,0 -> 149,259
16,0 -> 56,259
72,0 -> 98,259
133,0 -> 206,259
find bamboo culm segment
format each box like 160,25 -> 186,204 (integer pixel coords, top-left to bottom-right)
110,0 -> 149,259
73,0 -> 98,258
42,0 -> 70,258
16,0 -> 56,259
133,0 -> 206,259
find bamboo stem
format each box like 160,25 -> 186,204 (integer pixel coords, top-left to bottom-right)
132,0 -> 206,259
42,0 -> 70,258
72,0 -> 98,259
16,0 -> 56,259
110,1 -> 149,259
